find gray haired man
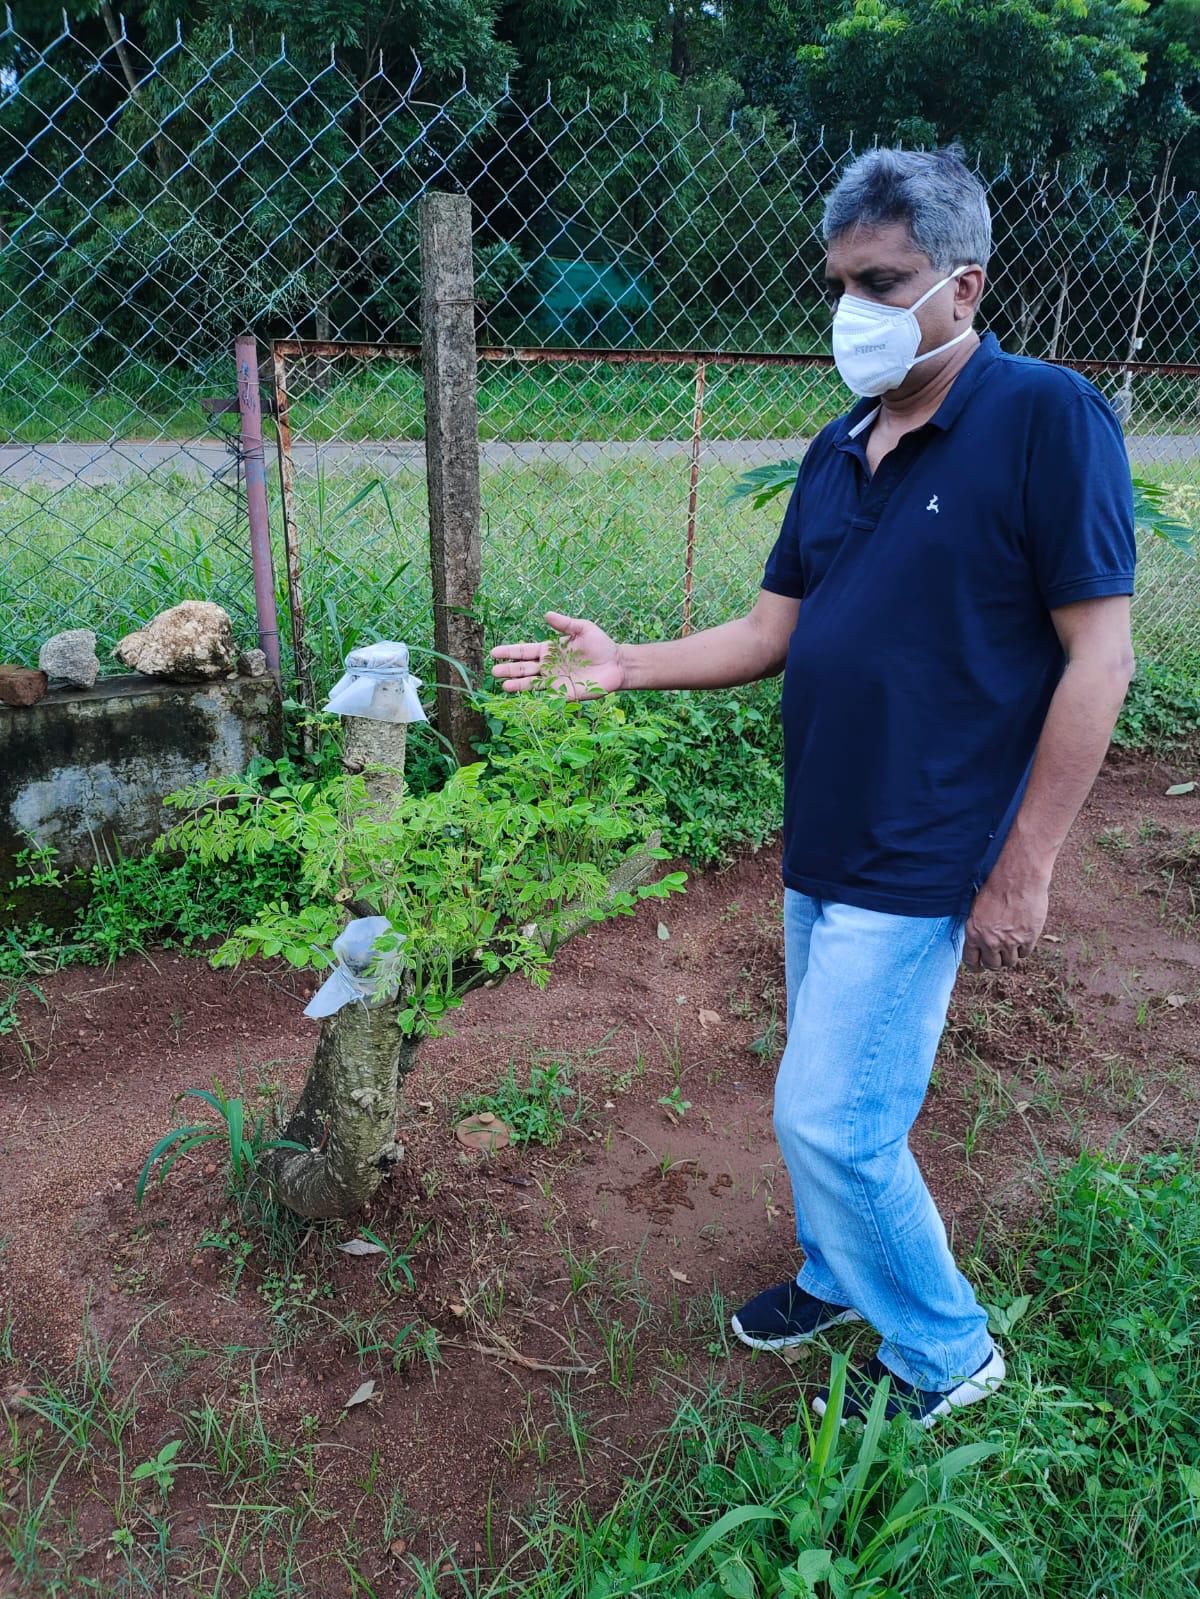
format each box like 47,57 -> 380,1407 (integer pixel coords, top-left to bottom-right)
491,147 -> 1136,1428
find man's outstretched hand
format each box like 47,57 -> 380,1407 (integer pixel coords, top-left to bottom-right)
489,611 -> 627,701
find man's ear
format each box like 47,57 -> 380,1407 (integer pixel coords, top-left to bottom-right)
957,265 -> 986,320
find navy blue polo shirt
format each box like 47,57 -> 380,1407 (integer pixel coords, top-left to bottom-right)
761,331 -> 1136,917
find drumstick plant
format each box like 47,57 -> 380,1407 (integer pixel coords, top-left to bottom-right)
153,647 -> 685,1218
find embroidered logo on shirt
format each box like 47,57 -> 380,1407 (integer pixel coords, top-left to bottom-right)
926,494 -> 940,514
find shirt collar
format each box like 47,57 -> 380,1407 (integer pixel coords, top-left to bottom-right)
833,331 -> 1001,452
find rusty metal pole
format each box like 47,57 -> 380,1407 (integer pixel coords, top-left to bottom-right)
235,333 -> 281,679
682,359 -> 706,637
419,192 -> 485,766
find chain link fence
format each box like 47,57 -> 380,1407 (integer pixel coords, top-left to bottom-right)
2,18 -> 1198,696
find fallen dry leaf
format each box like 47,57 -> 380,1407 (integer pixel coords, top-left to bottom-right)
449,1301 -> 468,1318
1166,993 -> 1188,1008
337,1238 -> 386,1257
669,1268 -> 690,1284
343,1379 -> 377,1409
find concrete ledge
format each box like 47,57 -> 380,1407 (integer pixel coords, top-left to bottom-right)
0,673 -> 283,881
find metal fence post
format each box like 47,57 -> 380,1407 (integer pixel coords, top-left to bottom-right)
235,333 -> 281,679
419,192 -> 485,765
682,359 -> 707,637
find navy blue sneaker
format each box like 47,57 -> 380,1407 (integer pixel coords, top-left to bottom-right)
811,1344 -> 1006,1430
731,1281 -> 862,1351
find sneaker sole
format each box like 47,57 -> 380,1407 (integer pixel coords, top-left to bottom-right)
810,1344 -> 1007,1428
730,1308 -> 863,1352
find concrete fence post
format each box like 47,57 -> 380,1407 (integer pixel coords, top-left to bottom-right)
419,192 -> 486,765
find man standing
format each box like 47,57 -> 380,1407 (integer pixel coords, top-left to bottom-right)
489,147 -> 1136,1428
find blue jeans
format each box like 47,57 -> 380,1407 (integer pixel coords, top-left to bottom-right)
774,889 -> 994,1390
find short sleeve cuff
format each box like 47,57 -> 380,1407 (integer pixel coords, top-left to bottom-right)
1043,572 -> 1135,609
760,575 -> 805,599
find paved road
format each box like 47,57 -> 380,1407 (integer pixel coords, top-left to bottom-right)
1,433 -> 1196,486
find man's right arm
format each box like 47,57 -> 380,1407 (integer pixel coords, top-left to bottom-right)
489,589 -> 799,700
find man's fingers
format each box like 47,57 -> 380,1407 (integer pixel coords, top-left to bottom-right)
964,932 -> 1005,972
489,641 -> 546,662
490,658 -> 540,679
544,610 -> 581,635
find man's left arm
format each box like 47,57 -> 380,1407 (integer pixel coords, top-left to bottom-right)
964,596 -> 1135,971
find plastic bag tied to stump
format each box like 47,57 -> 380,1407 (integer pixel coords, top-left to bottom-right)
304,916 -> 406,1019
322,641 -> 427,724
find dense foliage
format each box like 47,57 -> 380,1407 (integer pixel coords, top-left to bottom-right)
157,689 -> 686,1036
3,2 -> 1199,365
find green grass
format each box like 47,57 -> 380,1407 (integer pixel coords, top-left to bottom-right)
0,350 -> 848,445
457,1057 -> 584,1147
475,1146 -> 1200,1598
5,349 -> 1200,445
0,453 -> 785,683
6,447 -> 1199,702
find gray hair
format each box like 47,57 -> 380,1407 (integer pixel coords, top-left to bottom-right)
823,146 -> 992,270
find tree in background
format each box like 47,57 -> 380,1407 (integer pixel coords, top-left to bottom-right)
3,0 -> 1199,374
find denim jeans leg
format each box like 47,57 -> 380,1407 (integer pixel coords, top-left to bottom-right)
773,898 -> 994,1391
778,888 -> 850,1306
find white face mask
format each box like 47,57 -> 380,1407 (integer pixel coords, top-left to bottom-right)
831,266 -> 974,398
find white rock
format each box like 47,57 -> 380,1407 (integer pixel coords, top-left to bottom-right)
114,601 -> 235,682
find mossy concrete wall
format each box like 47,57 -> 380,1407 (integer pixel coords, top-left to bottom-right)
0,674 -> 282,883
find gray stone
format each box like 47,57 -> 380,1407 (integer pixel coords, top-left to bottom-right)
237,647 -> 268,678
38,628 -> 99,689
114,600 -> 235,682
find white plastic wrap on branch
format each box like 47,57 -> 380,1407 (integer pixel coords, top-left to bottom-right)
323,642 -> 427,724
304,916 -> 407,1019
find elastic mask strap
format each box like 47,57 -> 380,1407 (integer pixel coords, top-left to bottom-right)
910,325 -> 975,367
907,265 -> 975,367
908,263 -> 971,315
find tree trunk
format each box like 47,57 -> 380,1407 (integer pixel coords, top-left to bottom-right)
340,715 -> 408,811
539,833 -> 664,949
259,1000 -> 418,1219
99,1 -> 172,184
263,710 -> 411,1219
